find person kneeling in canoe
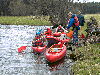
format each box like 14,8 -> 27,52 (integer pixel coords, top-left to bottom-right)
56,25 -> 65,33
44,28 -> 52,36
32,32 -> 46,47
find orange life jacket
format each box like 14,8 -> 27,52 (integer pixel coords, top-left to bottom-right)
35,36 -> 43,46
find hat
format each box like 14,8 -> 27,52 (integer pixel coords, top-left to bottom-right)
39,29 -> 42,32
78,11 -> 81,14
68,12 -> 73,15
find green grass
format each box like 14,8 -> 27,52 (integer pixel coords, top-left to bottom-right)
78,14 -> 100,36
0,16 -> 52,25
71,43 -> 100,75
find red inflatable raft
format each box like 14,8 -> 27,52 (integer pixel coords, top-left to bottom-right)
46,35 -> 70,47
53,32 -> 61,37
53,32 -> 69,37
45,43 -> 67,63
31,44 -> 47,53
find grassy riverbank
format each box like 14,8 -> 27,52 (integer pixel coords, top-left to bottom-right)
0,15 -> 52,25
0,14 -> 100,36
0,14 -> 100,26
70,14 -> 100,75
71,43 -> 100,75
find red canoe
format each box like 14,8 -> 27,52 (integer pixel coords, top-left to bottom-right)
45,43 -> 67,63
46,35 -> 70,47
53,32 -> 69,37
53,32 -> 61,37
31,44 -> 47,53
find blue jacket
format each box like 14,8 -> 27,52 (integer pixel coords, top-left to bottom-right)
67,14 -> 75,29
77,14 -> 85,26
67,14 -> 80,30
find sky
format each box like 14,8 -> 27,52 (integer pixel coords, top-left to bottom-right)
73,0 -> 100,3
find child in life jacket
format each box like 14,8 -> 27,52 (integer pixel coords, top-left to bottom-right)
32,32 -> 46,47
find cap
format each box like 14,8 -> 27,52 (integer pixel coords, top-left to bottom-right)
36,32 -> 40,35
78,11 -> 81,14
68,12 -> 73,15
39,29 -> 42,32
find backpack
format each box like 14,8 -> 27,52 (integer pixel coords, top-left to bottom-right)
77,14 -> 85,26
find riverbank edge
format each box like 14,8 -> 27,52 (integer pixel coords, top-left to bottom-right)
0,14 -> 100,26
70,43 -> 100,75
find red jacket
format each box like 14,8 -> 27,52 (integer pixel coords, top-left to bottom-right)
46,28 -> 52,35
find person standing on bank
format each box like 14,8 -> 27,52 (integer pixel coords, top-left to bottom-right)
66,12 -> 80,46
77,11 -> 85,36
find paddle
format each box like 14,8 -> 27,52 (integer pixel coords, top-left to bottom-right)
18,42 -> 36,53
18,45 -> 28,53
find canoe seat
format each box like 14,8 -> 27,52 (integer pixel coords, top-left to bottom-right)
57,32 -> 61,33
49,48 -> 62,52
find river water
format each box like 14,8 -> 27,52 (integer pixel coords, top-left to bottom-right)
0,25 -> 74,75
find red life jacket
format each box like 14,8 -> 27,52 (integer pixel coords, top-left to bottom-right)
35,36 -> 43,46
57,26 -> 64,32
74,16 -> 79,26
46,30 -> 52,35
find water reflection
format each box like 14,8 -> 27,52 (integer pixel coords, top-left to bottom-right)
47,57 -> 65,71
0,25 -> 73,75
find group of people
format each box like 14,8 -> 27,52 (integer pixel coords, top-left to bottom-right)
32,28 -> 52,47
66,11 -> 85,46
32,11 -> 85,47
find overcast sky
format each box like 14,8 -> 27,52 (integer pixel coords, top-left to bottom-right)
73,0 -> 100,3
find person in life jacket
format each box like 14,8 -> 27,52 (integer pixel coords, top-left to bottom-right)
32,32 -> 45,47
39,29 -> 46,42
66,12 -> 80,46
77,11 -> 85,26
44,28 -> 52,36
77,11 -> 85,36
56,25 -> 65,33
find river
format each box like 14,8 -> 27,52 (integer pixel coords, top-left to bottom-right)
0,25 -> 74,75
